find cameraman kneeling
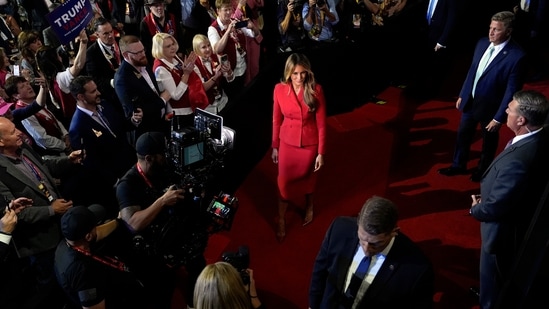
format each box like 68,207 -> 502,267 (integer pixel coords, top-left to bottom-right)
116,132 -> 206,309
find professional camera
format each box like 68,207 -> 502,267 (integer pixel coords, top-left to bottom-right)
316,0 -> 325,6
222,245 -> 250,285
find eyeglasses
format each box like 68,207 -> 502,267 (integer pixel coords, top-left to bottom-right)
126,49 -> 145,55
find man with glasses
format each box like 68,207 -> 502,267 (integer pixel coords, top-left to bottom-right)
309,196 -> 434,309
114,35 -> 171,146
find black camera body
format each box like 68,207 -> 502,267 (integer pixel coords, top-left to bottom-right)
316,0 -> 326,6
222,245 -> 250,285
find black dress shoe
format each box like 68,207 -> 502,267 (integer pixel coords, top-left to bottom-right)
469,286 -> 480,298
438,166 -> 467,176
470,170 -> 483,182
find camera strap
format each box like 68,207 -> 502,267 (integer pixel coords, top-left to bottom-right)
136,162 -> 153,188
68,242 -> 130,273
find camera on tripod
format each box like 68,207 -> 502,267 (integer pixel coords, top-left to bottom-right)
222,245 -> 250,285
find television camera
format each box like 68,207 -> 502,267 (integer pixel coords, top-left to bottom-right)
136,109 -> 238,268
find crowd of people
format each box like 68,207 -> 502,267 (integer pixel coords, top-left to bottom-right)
0,0 -> 548,308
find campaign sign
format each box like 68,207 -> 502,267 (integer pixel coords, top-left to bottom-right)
46,0 -> 93,45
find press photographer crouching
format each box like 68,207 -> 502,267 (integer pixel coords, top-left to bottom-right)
116,131 -> 207,308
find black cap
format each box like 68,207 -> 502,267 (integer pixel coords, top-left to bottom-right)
136,132 -> 166,156
61,206 -> 97,241
144,0 -> 165,5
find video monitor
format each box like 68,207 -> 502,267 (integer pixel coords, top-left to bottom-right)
183,142 -> 204,167
194,108 -> 223,140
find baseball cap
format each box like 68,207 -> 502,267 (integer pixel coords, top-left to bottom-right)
144,0 -> 165,5
136,132 -> 166,156
0,100 -> 13,116
61,206 -> 98,241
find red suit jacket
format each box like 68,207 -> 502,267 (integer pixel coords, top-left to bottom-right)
272,83 -> 326,155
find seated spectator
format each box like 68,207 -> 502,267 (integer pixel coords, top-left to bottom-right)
208,0 -> 261,99
54,206 -> 146,308
152,32 -> 209,130
4,75 -> 71,157
302,0 -> 339,42
277,0 -> 306,52
192,34 -> 233,113
35,29 -> 89,125
194,261 -> 263,309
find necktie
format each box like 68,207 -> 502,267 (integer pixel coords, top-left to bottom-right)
346,256 -> 371,299
504,138 -> 513,150
426,0 -> 436,25
472,45 -> 494,97
97,109 -> 116,138
111,45 -> 120,66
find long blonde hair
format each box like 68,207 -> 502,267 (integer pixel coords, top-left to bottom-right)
193,262 -> 252,309
283,53 -> 317,112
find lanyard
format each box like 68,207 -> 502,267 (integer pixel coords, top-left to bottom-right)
68,242 -> 130,272
21,155 -> 54,202
136,162 -> 153,188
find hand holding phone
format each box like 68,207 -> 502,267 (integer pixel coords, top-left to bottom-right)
13,64 -> 20,76
235,19 -> 248,29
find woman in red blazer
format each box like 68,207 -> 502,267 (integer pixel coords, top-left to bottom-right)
271,53 -> 326,242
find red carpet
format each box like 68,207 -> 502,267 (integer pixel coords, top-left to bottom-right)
182,80 -> 549,308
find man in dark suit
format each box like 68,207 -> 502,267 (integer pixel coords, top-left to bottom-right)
470,90 -> 549,309
69,76 -> 139,217
438,11 -> 526,182
86,17 -> 124,115
309,196 -> 434,309
114,35 -> 171,146
418,0 -> 459,98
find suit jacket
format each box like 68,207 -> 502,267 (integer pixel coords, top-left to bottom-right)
309,217 -> 434,309
0,144 -> 73,257
458,37 -> 526,122
426,0 -> 458,47
85,42 -> 123,113
69,102 -> 136,183
272,83 -> 327,155
114,59 -> 169,142
472,130 -> 549,255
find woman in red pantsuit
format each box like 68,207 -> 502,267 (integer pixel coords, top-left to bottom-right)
271,53 -> 326,242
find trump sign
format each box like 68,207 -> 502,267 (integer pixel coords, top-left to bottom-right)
46,0 -> 94,45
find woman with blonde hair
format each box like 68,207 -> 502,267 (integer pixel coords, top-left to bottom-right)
194,261 -> 263,309
271,53 -> 326,242
152,32 -> 209,129
192,34 -> 233,113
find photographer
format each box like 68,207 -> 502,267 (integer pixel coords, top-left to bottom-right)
194,261 -> 264,309
303,0 -> 339,42
116,131 -> 206,308
277,0 -> 306,51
